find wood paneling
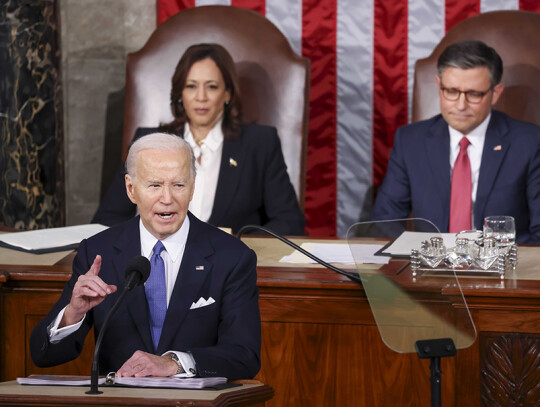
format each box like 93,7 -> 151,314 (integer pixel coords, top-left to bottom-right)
2,246 -> 540,406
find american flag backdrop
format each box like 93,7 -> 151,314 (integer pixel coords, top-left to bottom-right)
156,0 -> 540,237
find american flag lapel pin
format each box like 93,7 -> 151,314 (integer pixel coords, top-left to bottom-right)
493,145 -> 502,151
229,158 -> 237,167
196,265 -> 204,271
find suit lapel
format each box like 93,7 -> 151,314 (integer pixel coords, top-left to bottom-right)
208,135 -> 244,226
113,217 -> 154,353
474,113 -> 510,229
426,118 -> 452,225
157,214 -> 214,354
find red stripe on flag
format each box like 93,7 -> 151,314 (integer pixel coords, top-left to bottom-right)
302,0 -> 338,236
445,0 -> 479,33
520,0 -> 540,12
231,0 -> 266,15
157,0 -> 192,25
372,0 -> 409,189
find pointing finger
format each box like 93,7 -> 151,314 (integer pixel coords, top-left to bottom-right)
87,255 -> 102,276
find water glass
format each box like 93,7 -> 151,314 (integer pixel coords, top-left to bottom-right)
483,216 -> 516,252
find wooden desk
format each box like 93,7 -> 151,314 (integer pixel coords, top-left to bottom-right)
0,380 -> 273,406
1,238 -> 540,406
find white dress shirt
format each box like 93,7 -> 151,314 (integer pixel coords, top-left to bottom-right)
448,113 -> 490,227
48,217 -> 196,377
184,120 -> 223,222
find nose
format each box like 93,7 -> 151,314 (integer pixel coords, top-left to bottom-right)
160,186 -> 173,204
195,86 -> 207,101
456,92 -> 467,110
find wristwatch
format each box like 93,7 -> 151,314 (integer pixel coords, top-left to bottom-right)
167,353 -> 184,375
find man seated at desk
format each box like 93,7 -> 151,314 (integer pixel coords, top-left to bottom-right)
30,133 -> 261,380
372,40 -> 540,243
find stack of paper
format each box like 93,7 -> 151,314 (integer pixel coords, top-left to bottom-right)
17,374 -> 227,389
0,224 -> 108,254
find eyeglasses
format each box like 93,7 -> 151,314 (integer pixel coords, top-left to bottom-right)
439,85 -> 493,104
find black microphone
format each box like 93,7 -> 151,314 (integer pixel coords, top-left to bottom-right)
125,255 -> 152,291
87,255 -> 151,394
236,225 -> 363,284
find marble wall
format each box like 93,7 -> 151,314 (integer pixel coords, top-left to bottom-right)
60,0 -> 155,225
0,0 -> 63,229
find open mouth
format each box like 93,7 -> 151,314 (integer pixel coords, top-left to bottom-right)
157,212 -> 175,219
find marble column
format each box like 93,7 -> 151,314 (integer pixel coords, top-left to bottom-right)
0,0 -> 63,229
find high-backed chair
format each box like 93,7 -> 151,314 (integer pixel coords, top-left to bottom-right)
412,10 -> 540,126
122,5 -> 310,206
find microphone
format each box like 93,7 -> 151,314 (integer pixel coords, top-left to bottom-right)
236,225 -> 362,284
125,255 -> 152,291
87,256 -> 151,394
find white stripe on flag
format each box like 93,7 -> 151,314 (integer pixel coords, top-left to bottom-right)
408,0 -> 444,122
336,0 -> 374,235
481,0 -> 519,12
196,0 -> 230,6
266,0 -> 303,56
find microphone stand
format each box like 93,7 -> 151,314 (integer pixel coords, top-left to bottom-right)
86,272 -> 139,394
236,225 -> 362,284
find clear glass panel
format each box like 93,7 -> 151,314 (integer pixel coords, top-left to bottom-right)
347,218 -> 476,354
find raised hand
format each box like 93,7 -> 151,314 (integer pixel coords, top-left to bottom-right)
60,255 -> 117,327
117,350 -> 178,377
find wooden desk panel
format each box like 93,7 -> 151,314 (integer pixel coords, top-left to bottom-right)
0,380 -> 273,406
2,240 -> 540,406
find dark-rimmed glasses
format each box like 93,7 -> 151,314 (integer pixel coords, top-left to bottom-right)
439,85 -> 493,104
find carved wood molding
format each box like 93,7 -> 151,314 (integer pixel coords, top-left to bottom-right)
481,332 -> 540,406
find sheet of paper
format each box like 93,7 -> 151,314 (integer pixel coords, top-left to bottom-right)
0,224 -> 108,251
381,231 -> 458,256
280,243 -> 389,265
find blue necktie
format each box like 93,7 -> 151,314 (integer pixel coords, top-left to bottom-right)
146,241 -> 167,350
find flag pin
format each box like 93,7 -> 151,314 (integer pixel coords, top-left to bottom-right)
229,158 -> 238,167
196,265 -> 204,271
493,145 -> 502,151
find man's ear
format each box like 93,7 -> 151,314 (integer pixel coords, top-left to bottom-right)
491,83 -> 504,105
125,174 -> 137,205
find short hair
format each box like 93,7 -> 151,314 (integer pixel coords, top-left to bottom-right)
161,43 -> 242,140
126,132 -> 196,181
437,40 -> 503,86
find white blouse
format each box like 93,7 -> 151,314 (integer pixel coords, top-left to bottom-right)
183,120 -> 223,222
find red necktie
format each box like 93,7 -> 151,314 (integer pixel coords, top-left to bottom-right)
449,137 -> 472,233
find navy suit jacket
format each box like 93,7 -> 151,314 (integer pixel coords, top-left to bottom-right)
372,111 -> 540,243
92,123 -> 305,235
30,213 -> 261,380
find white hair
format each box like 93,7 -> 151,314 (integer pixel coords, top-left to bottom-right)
125,132 -> 196,180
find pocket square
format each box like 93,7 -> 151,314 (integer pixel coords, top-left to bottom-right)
190,297 -> 215,310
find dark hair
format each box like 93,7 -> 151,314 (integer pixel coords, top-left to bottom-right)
437,40 -> 503,86
160,43 -> 242,140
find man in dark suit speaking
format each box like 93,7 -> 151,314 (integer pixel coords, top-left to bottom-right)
30,133 -> 261,379
372,40 -> 540,243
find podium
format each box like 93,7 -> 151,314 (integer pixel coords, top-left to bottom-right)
0,380 -> 273,406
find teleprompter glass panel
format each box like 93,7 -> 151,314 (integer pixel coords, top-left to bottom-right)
347,219 -> 476,353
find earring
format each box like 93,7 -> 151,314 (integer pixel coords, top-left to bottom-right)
225,100 -> 230,108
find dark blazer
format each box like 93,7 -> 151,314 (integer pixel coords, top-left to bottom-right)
30,213 -> 261,380
372,110 -> 540,243
92,123 -> 305,235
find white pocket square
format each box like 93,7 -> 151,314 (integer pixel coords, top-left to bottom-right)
190,297 -> 215,310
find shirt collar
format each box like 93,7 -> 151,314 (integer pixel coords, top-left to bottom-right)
449,112 -> 491,149
183,118 -> 224,153
139,215 -> 190,262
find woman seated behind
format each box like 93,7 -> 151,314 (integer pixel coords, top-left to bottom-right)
93,43 -> 305,235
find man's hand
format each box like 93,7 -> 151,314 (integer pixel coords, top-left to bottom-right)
60,255 -> 117,327
117,351 -> 178,377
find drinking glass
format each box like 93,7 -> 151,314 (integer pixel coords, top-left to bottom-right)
483,216 -> 516,252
